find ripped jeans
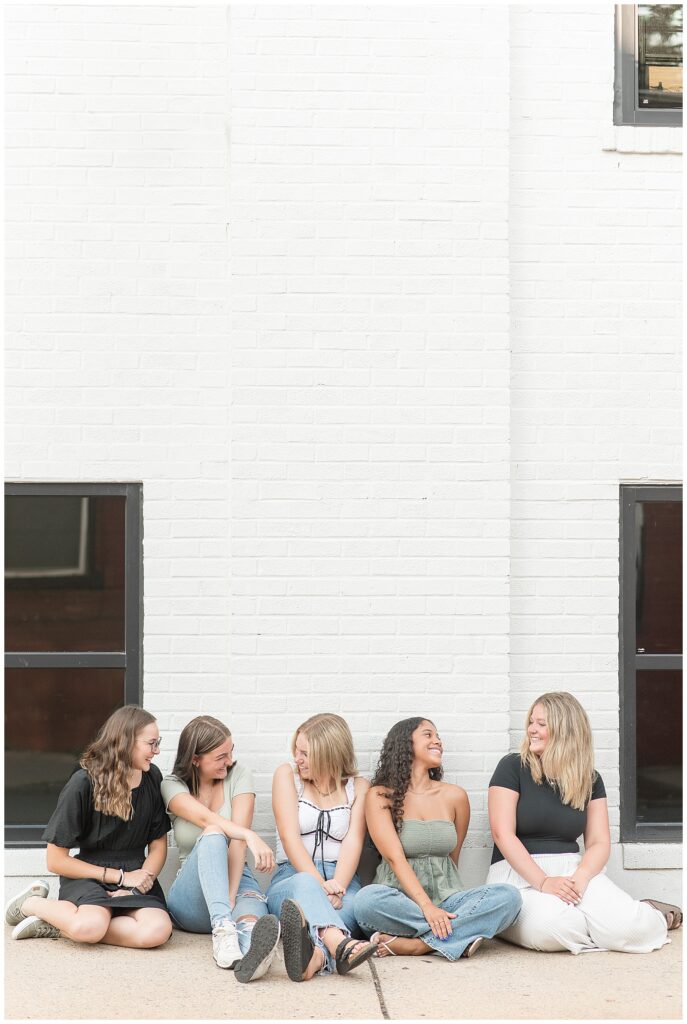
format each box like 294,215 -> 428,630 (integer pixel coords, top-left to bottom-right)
166,832 -> 268,954
266,861 -> 363,974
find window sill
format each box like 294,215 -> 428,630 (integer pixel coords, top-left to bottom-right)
622,843 -> 682,870
602,126 -> 682,154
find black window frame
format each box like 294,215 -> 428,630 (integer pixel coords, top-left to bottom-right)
614,5 -> 683,127
619,483 -> 682,843
4,481 -> 143,847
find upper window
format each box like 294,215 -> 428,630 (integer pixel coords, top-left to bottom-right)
620,485 -> 682,843
4,483 -> 142,846
615,5 -> 683,126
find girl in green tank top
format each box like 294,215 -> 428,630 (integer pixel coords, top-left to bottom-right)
352,717 -> 522,961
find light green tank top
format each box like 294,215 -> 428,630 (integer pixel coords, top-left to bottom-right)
373,819 -> 464,904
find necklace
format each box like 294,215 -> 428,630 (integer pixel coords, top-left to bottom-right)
312,781 -> 337,798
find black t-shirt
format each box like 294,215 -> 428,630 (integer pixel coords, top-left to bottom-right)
489,753 -> 606,865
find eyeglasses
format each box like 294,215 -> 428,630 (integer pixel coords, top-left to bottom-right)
142,738 -> 162,751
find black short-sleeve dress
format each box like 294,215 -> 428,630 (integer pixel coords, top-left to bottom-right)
42,763 -> 170,914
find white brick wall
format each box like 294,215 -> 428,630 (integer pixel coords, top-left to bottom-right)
227,3 -> 511,841
509,6 -> 682,843
4,6 -> 681,894
5,3 -> 233,750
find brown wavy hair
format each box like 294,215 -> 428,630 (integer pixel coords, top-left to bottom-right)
172,715 -> 232,796
371,718 -> 443,832
80,705 -> 157,820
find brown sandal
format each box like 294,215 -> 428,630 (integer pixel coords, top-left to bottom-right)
641,899 -> 682,930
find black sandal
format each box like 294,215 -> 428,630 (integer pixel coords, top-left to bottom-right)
335,937 -> 377,975
280,899 -> 320,982
641,899 -> 683,930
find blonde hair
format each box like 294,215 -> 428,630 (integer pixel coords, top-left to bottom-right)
80,705 -> 156,819
172,715 -> 232,796
519,692 -> 596,811
291,713 -> 357,786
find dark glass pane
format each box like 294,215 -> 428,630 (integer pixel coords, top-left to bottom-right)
5,495 -> 126,652
638,5 -> 683,109
635,501 -> 682,654
4,668 -> 125,828
636,669 -> 683,823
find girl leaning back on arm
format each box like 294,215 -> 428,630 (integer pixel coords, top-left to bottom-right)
487,691 -> 681,953
6,706 -> 172,949
160,715 -> 280,982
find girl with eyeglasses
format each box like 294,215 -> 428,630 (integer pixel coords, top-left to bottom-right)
5,706 -> 173,949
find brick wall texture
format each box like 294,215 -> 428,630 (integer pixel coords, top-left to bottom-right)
5,5 -> 682,849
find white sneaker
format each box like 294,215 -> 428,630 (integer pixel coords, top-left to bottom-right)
212,918 -> 242,969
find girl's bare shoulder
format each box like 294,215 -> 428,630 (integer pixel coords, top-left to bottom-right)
440,781 -> 470,804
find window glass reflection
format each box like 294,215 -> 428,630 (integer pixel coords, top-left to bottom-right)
638,5 -> 683,109
5,496 -> 126,652
636,669 -> 683,823
4,668 -> 124,827
635,501 -> 682,654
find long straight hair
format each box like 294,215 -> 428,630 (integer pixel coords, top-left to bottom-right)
520,692 -> 596,810
80,705 -> 156,819
172,715 -> 232,796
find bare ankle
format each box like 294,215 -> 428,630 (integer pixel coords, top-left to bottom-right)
21,896 -> 42,917
304,944 -> 326,979
318,925 -> 345,956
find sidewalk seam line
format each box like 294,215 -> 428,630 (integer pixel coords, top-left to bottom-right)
367,959 -> 390,1020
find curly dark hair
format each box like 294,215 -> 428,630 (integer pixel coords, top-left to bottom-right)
371,717 -> 443,833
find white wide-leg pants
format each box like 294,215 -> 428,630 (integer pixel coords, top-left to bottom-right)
487,853 -> 669,955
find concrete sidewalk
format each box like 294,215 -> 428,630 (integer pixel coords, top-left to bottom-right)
4,926 -> 682,1020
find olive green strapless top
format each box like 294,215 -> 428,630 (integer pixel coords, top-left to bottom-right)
373,819 -> 464,904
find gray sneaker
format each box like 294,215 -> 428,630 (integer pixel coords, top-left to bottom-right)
12,915 -> 60,940
5,880 -> 50,926
235,914 -> 280,983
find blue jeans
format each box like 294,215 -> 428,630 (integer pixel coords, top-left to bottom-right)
266,861 -> 363,974
353,883 -> 522,962
166,832 -> 268,954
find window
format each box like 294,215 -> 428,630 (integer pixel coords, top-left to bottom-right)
620,485 -> 682,842
4,483 -> 142,846
615,5 -> 683,126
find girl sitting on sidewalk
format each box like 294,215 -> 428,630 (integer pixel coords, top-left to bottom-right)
267,713 -> 377,981
161,715 -> 280,982
6,706 -> 172,949
487,691 -> 681,954
354,717 -> 522,960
